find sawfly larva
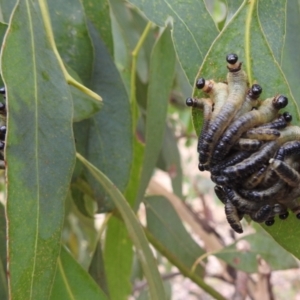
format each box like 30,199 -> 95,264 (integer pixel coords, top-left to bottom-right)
234,83 -> 262,120
242,165 -> 268,189
274,140 -> 300,161
233,138 -> 262,151
222,141 -> 279,179
195,78 -> 228,122
210,150 -> 251,176
224,199 -> 244,233
198,54 -> 248,168
213,95 -> 288,163
243,128 -> 281,141
269,158 -> 300,187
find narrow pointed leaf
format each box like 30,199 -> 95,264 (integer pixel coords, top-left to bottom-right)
2,1 -> 75,298
82,0 -> 114,57
135,27 -> 176,207
77,22 -> 132,212
127,0 -> 219,84
104,217 -> 133,299
50,247 -> 108,300
145,196 -> 204,276
88,241 -> 110,297
215,232 -> 297,273
48,0 -> 94,85
0,202 -> 7,300
76,153 -> 166,300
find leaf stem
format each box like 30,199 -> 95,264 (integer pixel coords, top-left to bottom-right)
37,0 -> 102,101
130,21 -> 152,132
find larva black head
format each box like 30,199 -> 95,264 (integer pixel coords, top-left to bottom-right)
265,218 -> 275,226
0,126 -> 6,135
279,211 -> 289,219
273,95 -> 288,109
226,53 -> 238,65
251,84 -> 262,96
296,212 -> 300,219
196,78 -> 205,89
0,87 -> 5,95
0,141 -> 4,150
198,163 -> 205,171
283,112 -> 292,122
0,103 -> 5,112
186,97 -> 194,107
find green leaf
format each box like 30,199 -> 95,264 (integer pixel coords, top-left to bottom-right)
0,201 -> 7,300
127,0 -> 219,84
76,22 -> 132,212
157,124 -> 183,199
66,65 -> 102,122
262,214 -> 300,260
48,0 -> 94,85
145,196 -> 205,276
135,27 -> 176,208
104,217 -> 133,300
215,232 -> 298,273
2,1 -> 75,298
88,241 -> 110,297
50,247 -> 108,300
0,1 -> 16,22
257,0 -> 286,64
76,153 -> 166,300
280,0 -> 300,109
192,0 -> 300,135
82,0 -> 114,57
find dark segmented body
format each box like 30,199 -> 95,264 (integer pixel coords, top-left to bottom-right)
269,158 -> 300,187
224,199 -> 243,233
212,96 -> 287,163
274,140 -> 300,161
233,138 -> 262,151
242,165 -> 268,189
222,141 -> 279,179
243,128 -> 280,141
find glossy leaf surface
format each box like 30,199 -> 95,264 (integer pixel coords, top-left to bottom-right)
2,1 -> 75,298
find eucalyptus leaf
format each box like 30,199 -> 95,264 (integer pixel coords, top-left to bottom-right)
0,201 -> 7,300
78,21 -> 132,212
77,153 -> 166,300
215,232 -> 298,273
82,0 -> 114,57
48,0 -> 94,85
50,247 -> 108,300
145,196 -> 205,277
2,1 -> 75,298
135,26 -> 176,208
127,0 -> 219,85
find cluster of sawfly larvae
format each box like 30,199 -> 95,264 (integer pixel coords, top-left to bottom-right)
0,87 -> 6,169
186,53 -> 300,234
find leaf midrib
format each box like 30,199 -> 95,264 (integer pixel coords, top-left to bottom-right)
26,1 -> 40,299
